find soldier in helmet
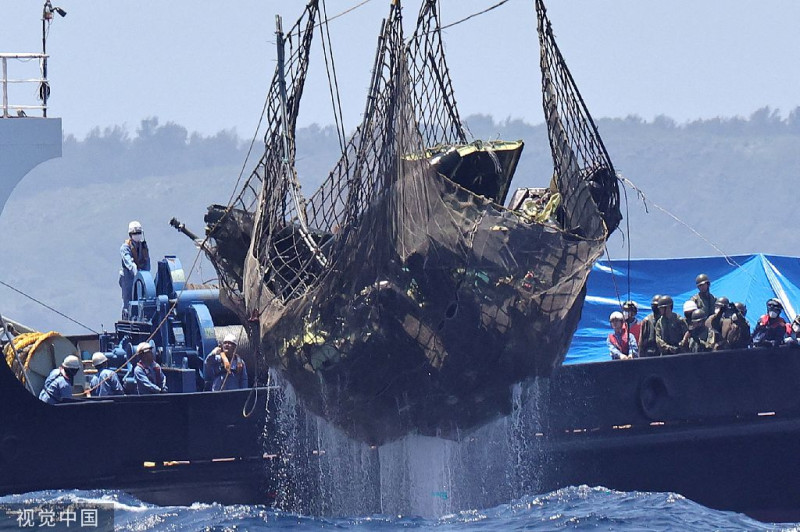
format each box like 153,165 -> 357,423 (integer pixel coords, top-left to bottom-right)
690,273 -> 717,316
705,296 -> 731,337
639,294 -> 662,357
752,298 -> 789,348
680,309 -> 716,353
655,295 -> 688,355
621,300 -> 641,343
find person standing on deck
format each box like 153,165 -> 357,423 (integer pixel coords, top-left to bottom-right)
622,301 -> 641,343
751,298 -> 789,348
119,221 -> 150,319
39,355 -> 81,404
89,352 -> 124,397
608,311 -> 638,360
638,294 -> 662,357
204,333 -> 248,391
133,342 -> 167,394
655,295 -> 688,355
690,273 -> 717,317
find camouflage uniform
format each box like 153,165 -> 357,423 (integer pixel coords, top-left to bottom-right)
656,312 -> 688,355
691,291 -> 717,317
638,312 -> 660,357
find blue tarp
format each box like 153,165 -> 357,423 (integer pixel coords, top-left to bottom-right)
567,254 -> 800,364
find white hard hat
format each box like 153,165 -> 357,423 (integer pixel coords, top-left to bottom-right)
223,333 -> 237,345
62,355 -> 81,370
136,341 -> 153,355
682,300 -> 698,314
609,311 -> 624,322
128,220 -> 143,234
91,352 -> 108,367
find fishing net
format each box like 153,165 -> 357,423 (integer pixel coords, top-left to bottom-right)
205,0 -> 621,443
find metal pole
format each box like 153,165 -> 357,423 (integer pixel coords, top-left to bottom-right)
1,58 -> 7,118
41,1 -> 49,117
0,313 -> 35,395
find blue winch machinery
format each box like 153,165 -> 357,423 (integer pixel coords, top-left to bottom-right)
98,256 -> 247,392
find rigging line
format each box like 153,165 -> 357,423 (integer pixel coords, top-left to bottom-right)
319,0 -> 348,155
603,244 -> 624,310
0,279 -> 99,334
439,0 -> 512,31
617,175 -> 742,270
314,0 -> 375,28
621,174 -> 632,302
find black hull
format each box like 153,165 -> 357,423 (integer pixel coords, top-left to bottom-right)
0,358 -> 278,506
536,346 -> 800,522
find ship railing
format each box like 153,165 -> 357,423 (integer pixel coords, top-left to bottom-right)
0,53 -> 49,118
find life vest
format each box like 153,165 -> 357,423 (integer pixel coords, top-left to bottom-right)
624,320 -> 642,343
608,331 -> 630,355
126,239 -> 150,270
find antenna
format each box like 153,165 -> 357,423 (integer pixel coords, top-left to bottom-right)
41,0 -> 67,117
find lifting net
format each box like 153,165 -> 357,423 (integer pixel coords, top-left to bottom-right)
205,0 -> 622,442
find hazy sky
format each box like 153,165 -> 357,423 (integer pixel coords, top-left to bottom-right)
4,1 -> 800,139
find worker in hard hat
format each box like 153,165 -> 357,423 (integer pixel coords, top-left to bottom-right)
89,352 -> 124,397
133,342 -> 167,394
119,220 -> 151,319
608,311 -> 638,360
39,355 -> 81,404
204,333 -> 248,391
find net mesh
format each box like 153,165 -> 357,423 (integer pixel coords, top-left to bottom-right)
205,0 -> 622,443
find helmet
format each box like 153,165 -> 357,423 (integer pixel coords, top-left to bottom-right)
128,220 -> 143,234
622,301 -> 638,311
658,295 -> 674,308
609,311 -> 624,322
715,296 -> 730,308
735,302 -> 747,316
136,341 -> 153,355
691,309 -> 707,322
682,300 -> 698,314
651,294 -> 662,307
222,333 -> 237,345
695,273 -> 710,286
91,352 -> 108,367
767,298 -> 783,310
62,355 -> 81,370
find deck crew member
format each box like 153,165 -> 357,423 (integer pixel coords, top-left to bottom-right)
39,355 -> 81,404
89,352 -> 124,397
133,342 -> 167,394
638,294 -> 662,357
681,309 -> 716,353
690,273 -> 717,316
119,221 -> 151,319
752,298 -> 789,348
682,299 -> 698,325
655,295 -> 688,355
785,315 -> 800,346
622,301 -> 641,343
705,296 -> 731,336
608,311 -> 638,360
204,333 -> 248,390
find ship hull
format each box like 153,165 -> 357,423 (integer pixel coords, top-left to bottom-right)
0,356 -> 278,506
533,346 -> 800,522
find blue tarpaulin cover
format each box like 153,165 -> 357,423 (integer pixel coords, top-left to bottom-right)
567,254 -> 800,364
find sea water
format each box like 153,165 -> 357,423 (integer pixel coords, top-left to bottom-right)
0,487 -> 788,530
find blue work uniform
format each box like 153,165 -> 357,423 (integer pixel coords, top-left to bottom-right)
204,351 -> 248,391
119,238 -> 150,317
38,368 -> 74,404
90,368 -> 125,397
134,361 -> 167,394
